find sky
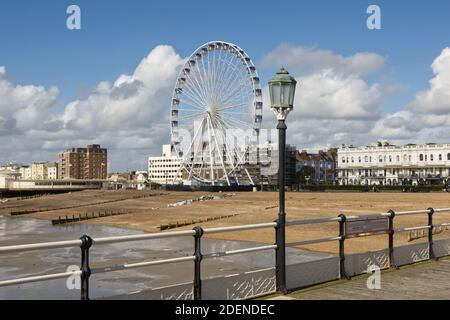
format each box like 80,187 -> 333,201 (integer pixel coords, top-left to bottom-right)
1,0 -> 450,171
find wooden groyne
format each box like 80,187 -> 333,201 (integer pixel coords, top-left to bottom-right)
52,210 -> 130,225
9,192 -> 168,216
159,213 -> 239,231
408,225 -> 449,241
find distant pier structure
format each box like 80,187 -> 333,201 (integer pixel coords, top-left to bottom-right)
0,176 -> 103,198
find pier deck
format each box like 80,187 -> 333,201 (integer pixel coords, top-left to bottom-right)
275,258 -> 450,300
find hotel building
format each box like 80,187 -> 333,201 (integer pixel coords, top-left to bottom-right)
148,144 -> 183,185
337,142 -> 450,186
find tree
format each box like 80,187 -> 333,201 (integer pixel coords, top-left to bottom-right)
297,166 -> 315,185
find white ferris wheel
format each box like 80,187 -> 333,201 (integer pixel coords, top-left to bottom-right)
170,41 -> 263,186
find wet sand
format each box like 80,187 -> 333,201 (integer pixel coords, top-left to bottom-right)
0,214 -> 330,300
2,190 -> 450,254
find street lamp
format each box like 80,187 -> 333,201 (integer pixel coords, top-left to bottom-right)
268,67 -> 297,294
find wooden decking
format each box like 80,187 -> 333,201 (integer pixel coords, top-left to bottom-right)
283,258 -> 450,300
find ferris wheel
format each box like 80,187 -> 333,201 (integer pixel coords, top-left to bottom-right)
170,41 -> 263,186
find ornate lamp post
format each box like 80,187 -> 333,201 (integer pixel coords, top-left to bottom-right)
268,67 -> 297,294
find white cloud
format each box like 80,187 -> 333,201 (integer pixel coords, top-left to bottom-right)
408,47 -> 450,114
261,44 -> 385,77
261,45 -> 385,150
0,46 -> 184,169
372,47 -> 450,143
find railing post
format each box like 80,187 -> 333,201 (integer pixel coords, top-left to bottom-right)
79,235 -> 93,300
387,210 -> 398,269
193,226 -> 204,300
427,207 -> 437,260
338,214 -> 350,280
275,218 -> 287,294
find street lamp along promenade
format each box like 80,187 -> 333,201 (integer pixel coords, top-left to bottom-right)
268,67 -> 297,294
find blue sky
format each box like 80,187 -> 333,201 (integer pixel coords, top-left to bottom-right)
1,0 -> 450,171
1,0 -> 449,107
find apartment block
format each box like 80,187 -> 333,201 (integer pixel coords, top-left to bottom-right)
57,144 -> 107,180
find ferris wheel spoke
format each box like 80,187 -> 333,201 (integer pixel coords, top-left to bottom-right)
177,112 -> 205,121
184,73 -> 208,105
217,102 -> 250,112
221,111 -> 252,116
220,77 -> 252,106
216,58 -> 246,102
180,100 -> 205,112
213,51 -> 228,98
219,79 -> 250,106
218,54 -> 249,95
191,60 -> 209,103
182,89 -> 207,109
215,53 -> 235,101
220,115 -> 253,130
205,54 -> 214,103
183,87 -> 207,109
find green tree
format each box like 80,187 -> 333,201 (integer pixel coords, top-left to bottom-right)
297,166 -> 315,184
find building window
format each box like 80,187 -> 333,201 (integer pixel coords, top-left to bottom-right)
420,154 -> 424,161
439,154 -> 442,161
430,154 -> 434,161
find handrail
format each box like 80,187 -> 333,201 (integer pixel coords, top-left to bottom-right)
0,239 -> 83,254
92,229 -> 196,245
0,270 -> 82,287
91,256 -> 196,274
287,236 -> 342,247
203,245 -> 277,259
203,222 -> 277,234
287,217 -> 342,226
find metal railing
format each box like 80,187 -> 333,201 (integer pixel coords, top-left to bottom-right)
0,222 -> 277,300
1,208 -> 450,299
285,207 -> 450,279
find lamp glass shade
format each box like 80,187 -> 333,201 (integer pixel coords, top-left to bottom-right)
268,68 -> 297,109
270,82 -> 281,107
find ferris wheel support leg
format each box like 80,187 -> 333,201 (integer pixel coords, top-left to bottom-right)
206,117 -> 215,186
209,115 -> 231,187
245,168 -> 255,186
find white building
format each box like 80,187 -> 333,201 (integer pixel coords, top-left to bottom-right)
148,145 -> 182,185
337,142 -> 450,186
19,166 -> 32,179
47,164 -> 57,180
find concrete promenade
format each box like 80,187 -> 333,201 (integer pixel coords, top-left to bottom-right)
271,258 -> 450,300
